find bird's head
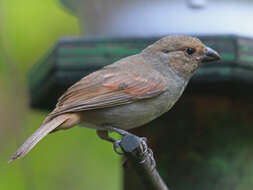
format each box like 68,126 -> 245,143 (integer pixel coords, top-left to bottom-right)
142,35 -> 221,78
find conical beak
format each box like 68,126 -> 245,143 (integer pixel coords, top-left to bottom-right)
201,46 -> 221,63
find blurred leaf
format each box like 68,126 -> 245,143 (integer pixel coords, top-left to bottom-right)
0,0 -> 121,190
0,0 -> 80,72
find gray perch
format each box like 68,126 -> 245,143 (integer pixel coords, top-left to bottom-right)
119,134 -> 169,190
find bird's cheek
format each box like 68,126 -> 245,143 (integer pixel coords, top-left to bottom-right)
160,52 -> 169,58
196,56 -> 201,62
195,56 -> 204,65
159,52 -> 170,63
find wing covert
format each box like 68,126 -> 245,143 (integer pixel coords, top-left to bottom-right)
49,70 -> 167,117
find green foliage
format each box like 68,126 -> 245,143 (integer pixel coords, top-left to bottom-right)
0,0 -> 121,190
0,55 -> 3,75
0,0 -> 80,72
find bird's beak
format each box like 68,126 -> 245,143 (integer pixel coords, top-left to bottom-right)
201,46 -> 221,63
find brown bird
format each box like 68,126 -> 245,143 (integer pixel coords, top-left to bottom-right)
9,35 -> 220,163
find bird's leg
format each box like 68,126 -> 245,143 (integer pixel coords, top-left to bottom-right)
100,126 -> 156,168
106,127 -> 148,156
106,127 -> 130,136
105,127 -> 132,154
96,128 -> 129,154
96,130 -> 115,143
97,129 -> 123,154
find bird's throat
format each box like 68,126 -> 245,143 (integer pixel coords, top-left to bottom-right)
168,59 -> 198,80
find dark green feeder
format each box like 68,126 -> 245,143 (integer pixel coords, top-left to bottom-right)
28,35 -> 253,190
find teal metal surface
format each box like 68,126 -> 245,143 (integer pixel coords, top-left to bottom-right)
28,35 -> 253,110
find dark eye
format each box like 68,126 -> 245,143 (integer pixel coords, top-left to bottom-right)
186,47 -> 196,55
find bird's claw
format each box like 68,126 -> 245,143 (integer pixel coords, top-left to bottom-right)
140,137 -> 148,154
139,144 -> 156,170
107,127 -> 155,169
147,148 -> 156,170
113,140 -> 123,155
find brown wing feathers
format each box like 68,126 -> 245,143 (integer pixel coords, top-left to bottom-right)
49,72 -> 167,117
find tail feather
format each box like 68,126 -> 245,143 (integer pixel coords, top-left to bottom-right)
8,115 -> 69,163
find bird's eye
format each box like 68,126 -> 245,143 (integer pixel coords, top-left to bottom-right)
162,49 -> 170,54
186,47 -> 196,55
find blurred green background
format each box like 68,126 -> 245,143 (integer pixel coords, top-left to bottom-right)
0,0 -> 121,189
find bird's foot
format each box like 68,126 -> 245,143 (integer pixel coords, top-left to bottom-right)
141,148 -> 156,170
139,137 -> 148,154
106,127 -> 130,136
113,140 -> 123,154
107,127 -> 148,154
104,126 -> 156,169
112,136 -> 148,155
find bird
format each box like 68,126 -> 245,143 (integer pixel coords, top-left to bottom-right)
9,35 -> 220,163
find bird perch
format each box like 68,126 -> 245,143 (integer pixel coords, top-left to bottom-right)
119,134 -> 169,190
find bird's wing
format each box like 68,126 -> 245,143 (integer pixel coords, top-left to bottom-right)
49,69 -> 167,117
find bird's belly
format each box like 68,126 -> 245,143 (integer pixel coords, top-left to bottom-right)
79,91 -> 177,130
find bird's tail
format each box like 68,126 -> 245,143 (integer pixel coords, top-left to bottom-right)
8,115 -> 70,163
